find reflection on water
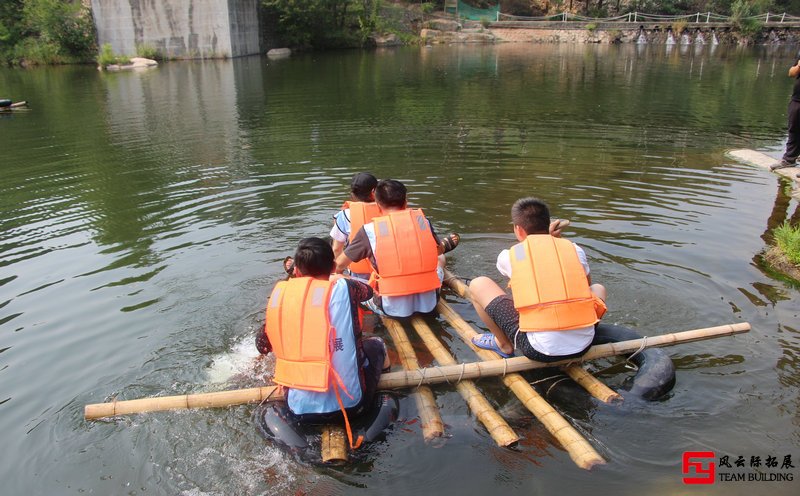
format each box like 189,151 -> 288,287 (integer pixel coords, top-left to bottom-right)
1,44 -> 800,495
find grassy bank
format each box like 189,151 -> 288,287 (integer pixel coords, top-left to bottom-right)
765,222 -> 800,284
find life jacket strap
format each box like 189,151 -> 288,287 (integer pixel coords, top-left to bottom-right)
333,382 -> 363,450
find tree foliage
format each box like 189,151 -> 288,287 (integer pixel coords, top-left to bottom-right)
261,0 -> 367,47
1,0 -> 95,65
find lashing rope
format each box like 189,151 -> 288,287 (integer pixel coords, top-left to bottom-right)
624,336 -> 648,371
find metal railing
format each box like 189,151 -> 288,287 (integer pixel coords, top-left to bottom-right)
495,11 -> 800,24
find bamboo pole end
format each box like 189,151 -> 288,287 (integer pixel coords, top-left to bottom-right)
578,456 -> 607,470
321,425 -> 348,465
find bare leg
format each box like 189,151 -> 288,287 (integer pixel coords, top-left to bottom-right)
438,254 -> 446,269
468,276 -> 514,355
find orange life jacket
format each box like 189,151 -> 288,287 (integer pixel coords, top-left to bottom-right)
265,277 -> 363,448
509,235 -> 600,332
341,201 -> 382,274
266,277 -> 339,392
371,209 -> 440,297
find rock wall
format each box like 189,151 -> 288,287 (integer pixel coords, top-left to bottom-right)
91,0 -> 261,58
488,26 -> 800,45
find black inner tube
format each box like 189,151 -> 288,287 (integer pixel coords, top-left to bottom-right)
593,323 -> 677,400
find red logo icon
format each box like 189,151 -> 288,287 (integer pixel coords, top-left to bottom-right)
683,451 -> 716,484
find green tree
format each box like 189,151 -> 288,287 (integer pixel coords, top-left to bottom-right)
262,0 -> 359,47
23,0 -> 95,57
0,1 -> 26,53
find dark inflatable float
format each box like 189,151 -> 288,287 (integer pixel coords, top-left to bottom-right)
254,391 -> 399,461
592,323 -> 676,400
0,99 -> 28,110
524,323 -> 676,405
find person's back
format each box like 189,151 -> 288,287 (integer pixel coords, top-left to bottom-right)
330,173 -> 381,281
469,198 -> 606,361
261,238 -> 387,427
336,179 -> 445,318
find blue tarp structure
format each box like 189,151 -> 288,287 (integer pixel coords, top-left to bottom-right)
445,1 -> 500,21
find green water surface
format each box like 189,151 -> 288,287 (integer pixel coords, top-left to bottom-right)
1,43 -> 799,495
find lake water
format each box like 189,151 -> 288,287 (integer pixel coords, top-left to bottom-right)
1,43 -> 799,495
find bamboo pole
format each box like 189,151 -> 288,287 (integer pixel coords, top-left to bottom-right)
409,315 -> 519,447
321,425 -> 348,464
562,366 -> 622,404
84,386 -> 282,420
437,301 -> 605,469
84,322 -> 750,420
376,322 -> 750,389
381,317 -> 445,442
443,269 -> 621,404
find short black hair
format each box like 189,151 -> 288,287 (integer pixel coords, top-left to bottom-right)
294,237 -> 335,277
511,198 -> 550,235
375,179 -> 407,209
350,172 -> 378,202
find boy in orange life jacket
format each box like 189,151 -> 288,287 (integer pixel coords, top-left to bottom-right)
469,198 -> 607,361
257,237 -> 390,421
329,173 -> 381,280
334,179 -> 459,318
283,173 -> 380,278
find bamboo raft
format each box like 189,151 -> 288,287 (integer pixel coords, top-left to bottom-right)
84,274 -> 751,468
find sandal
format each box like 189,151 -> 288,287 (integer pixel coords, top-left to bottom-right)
441,233 -> 460,253
471,333 -> 513,358
283,256 -> 295,276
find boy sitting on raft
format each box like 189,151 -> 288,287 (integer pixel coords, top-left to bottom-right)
329,172 -> 381,280
469,197 -> 607,361
334,179 -> 459,318
284,172 -> 381,281
257,237 -> 389,446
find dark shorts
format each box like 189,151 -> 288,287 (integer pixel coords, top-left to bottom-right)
361,336 -> 387,407
295,336 -> 387,424
484,295 -> 592,363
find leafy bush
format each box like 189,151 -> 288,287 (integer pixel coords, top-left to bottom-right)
97,43 -> 130,68
731,0 -> 763,38
136,44 -> 163,60
775,222 -> 800,265
261,0 -> 362,48
586,22 -> 598,32
23,0 -> 95,58
12,38 -> 64,65
421,2 -> 436,14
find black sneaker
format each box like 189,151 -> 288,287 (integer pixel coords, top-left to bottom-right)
770,160 -> 796,170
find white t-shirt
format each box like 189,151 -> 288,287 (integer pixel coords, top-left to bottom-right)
329,208 -> 350,243
497,242 -> 594,356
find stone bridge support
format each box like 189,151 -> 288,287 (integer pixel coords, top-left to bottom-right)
91,0 -> 261,58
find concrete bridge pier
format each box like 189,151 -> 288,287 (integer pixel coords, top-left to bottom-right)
91,0 -> 261,59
